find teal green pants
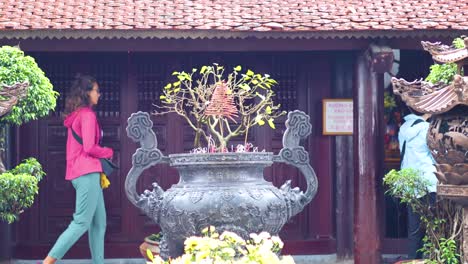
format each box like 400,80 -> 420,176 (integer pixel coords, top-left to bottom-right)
48,172 -> 106,263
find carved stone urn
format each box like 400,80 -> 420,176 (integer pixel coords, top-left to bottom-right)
125,110 -> 318,259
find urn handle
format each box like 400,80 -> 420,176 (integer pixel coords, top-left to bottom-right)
274,110 -> 318,218
125,111 -> 169,223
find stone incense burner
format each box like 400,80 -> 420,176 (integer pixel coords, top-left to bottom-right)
124,110 -> 318,258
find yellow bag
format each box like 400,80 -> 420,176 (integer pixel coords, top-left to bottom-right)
100,173 -> 110,189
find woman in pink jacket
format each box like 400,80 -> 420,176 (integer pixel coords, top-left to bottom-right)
43,75 -> 113,264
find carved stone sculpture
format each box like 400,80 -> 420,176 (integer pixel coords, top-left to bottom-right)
392,39 -> 468,185
0,82 -> 28,118
392,38 -> 468,263
125,110 -> 318,259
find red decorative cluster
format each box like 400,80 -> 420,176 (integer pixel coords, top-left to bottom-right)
204,82 -> 238,121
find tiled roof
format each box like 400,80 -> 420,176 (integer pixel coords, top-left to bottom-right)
392,76 -> 468,114
0,0 -> 467,39
422,39 -> 468,63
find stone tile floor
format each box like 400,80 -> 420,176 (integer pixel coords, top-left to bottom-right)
0,254 -> 408,264
6,255 -> 344,264
3,254 -> 406,264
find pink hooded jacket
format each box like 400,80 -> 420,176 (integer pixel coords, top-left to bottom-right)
63,106 -> 114,180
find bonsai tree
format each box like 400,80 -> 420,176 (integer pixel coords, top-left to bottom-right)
0,45 -> 58,223
155,64 -> 286,151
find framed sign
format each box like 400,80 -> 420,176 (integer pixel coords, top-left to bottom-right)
323,99 -> 353,135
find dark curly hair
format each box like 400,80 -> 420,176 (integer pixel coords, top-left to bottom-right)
64,74 -> 97,116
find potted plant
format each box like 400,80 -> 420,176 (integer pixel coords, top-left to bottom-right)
155,64 -> 285,150
125,64 -> 318,259
140,232 -> 162,261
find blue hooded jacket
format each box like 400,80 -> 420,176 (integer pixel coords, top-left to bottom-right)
398,114 -> 437,194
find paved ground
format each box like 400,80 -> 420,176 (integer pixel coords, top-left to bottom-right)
6,255 -> 352,264
4,254 -> 405,263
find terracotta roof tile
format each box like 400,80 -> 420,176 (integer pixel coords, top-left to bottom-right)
0,0 -> 466,39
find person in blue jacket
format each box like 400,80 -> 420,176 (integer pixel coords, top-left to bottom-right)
398,108 -> 437,259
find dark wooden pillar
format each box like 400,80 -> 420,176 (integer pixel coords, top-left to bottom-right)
353,44 -> 393,264
333,52 -> 355,259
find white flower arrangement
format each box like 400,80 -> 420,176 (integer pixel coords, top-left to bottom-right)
146,227 -> 295,264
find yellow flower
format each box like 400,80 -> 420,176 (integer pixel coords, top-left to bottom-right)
220,231 -> 245,244
195,250 -> 210,261
181,255 -> 192,264
175,230 -> 295,264
184,236 -> 200,252
249,233 -> 262,244
202,225 -> 216,235
271,236 -> 284,249
221,247 -> 236,257
258,232 -> 271,240
208,237 -> 220,250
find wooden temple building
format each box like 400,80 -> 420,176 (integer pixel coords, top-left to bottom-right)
0,0 -> 467,263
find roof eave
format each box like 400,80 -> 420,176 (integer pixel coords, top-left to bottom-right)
0,29 -> 466,40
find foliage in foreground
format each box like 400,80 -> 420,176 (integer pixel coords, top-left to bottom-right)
384,169 -> 462,263
0,45 -> 58,125
146,227 -> 295,264
0,158 -> 45,223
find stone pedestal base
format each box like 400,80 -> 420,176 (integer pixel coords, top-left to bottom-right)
437,184 -> 468,263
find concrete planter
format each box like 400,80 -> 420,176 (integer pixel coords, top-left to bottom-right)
139,236 -> 160,261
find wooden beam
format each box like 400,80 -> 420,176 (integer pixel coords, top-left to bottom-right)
353,45 -> 387,263
332,52 -> 355,259
0,38 -> 371,52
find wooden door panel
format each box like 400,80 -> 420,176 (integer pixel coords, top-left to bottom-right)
133,55 -> 183,237
46,216 -> 73,241
45,150 -> 74,208
15,52 -> 336,258
34,53 -> 127,244
262,54 -> 310,240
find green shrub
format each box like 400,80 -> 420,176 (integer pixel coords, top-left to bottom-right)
384,169 -> 462,263
9,157 -> 46,181
425,63 -> 458,85
0,158 -> 44,223
148,233 -> 162,242
0,45 -> 58,125
383,168 -> 430,206
452,37 -> 466,49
